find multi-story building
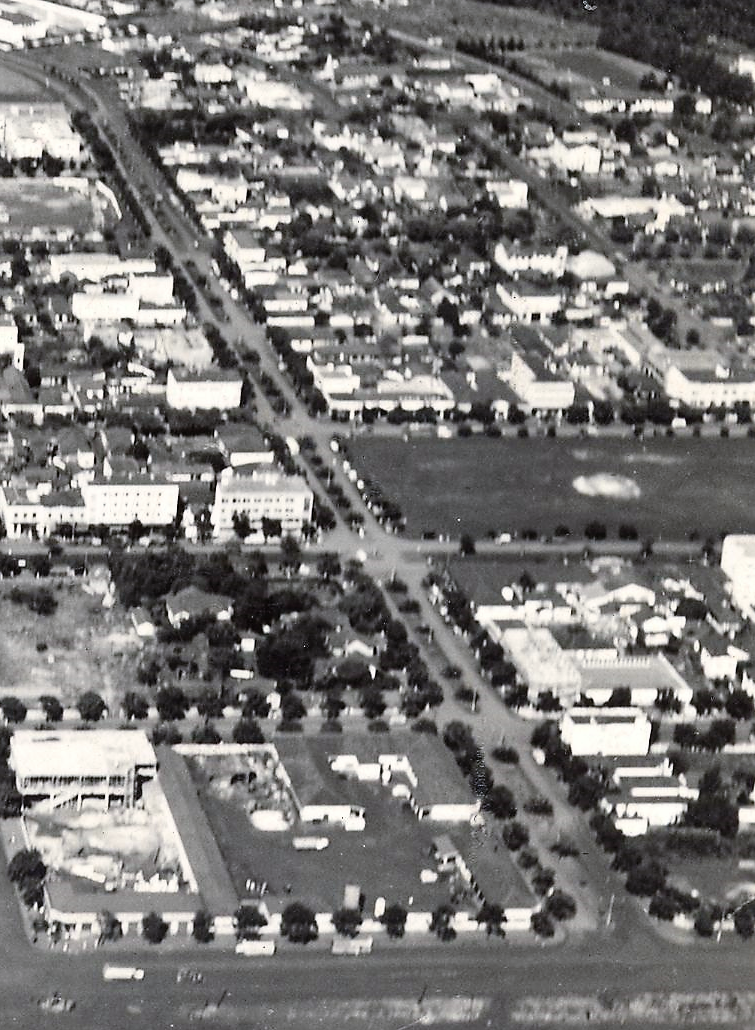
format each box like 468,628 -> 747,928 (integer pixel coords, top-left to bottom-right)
81,476 -> 179,528
10,729 -> 157,810
166,368 -> 243,411
722,535 -> 755,617
0,103 -> 83,162
561,708 -> 652,757
210,467 -> 313,539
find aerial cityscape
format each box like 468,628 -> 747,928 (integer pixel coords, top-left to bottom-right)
0,0 -> 755,1026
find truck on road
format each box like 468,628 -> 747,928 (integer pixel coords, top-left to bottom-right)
102,965 -> 145,981
235,939 -> 276,956
332,936 -> 373,956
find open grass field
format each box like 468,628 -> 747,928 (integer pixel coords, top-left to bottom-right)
368,0 -> 598,49
0,62 -> 44,100
350,435 -> 755,541
0,575 -> 137,710
538,46 -> 659,93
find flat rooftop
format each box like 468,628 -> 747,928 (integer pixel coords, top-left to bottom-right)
156,746 -> 238,915
11,729 -> 156,779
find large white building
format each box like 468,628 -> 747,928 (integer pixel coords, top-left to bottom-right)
49,253 -> 157,284
501,626 -> 582,704
211,467 -> 313,539
10,729 -> 157,810
721,535 -> 755,617
166,367 -> 243,411
0,102 -> 82,162
81,476 -> 179,528
560,708 -> 652,757
664,364 -> 755,409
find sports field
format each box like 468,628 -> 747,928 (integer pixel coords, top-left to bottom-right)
350,436 -> 755,541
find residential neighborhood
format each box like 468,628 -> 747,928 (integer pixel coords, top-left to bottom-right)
0,0 -> 755,1026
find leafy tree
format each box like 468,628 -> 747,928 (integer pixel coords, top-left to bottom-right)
77,691 -> 106,723
142,911 -> 169,944
8,849 -> 46,887
483,785 -> 517,820
502,821 -> 530,851
191,722 -> 221,744
156,685 -> 188,722
694,906 -> 716,938
235,904 -> 267,940
532,867 -> 556,897
98,909 -> 122,943
332,907 -> 362,938
381,903 -> 407,938
626,860 -> 667,897
232,511 -> 252,540
429,904 -> 456,941
193,910 -> 214,943
726,688 -> 754,721
39,695 -> 63,723
530,911 -> 555,937
475,902 -> 506,936
649,891 -> 679,921
241,689 -> 270,720
316,553 -> 341,580
734,905 -> 755,939
232,718 -> 265,744
584,521 -> 607,541
459,533 -> 476,557
0,697 -> 26,724
196,688 -> 224,720
123,691 -> 149,720
280,902 -> 318,944
545,890 -> 577,921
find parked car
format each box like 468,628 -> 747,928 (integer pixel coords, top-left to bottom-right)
177,968 -> 204,984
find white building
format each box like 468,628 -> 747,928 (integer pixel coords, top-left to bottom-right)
509,352 -> 575,411
166,368 -> 243,411
496,281 -> 563,324
211,467 -> 313,539
665,364 -> 755,409
0,102 -> 82,162
486,179 -> 528,209
81,476 -> 179,528
494,243 -> 567,279
49,254 -> 157,284
721,535 -> 755,617
71,290 -> 140,324
0,313 -> 22,369
560,707 -> 652,757
501,626 -> 582,704
10,729 -> 157,810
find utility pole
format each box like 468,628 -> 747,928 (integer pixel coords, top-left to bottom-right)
606,893 -> 615,928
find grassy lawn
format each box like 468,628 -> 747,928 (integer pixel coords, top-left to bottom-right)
351,436 -> 755,541
539,47 -> 659,93
370,0 -> 597,48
